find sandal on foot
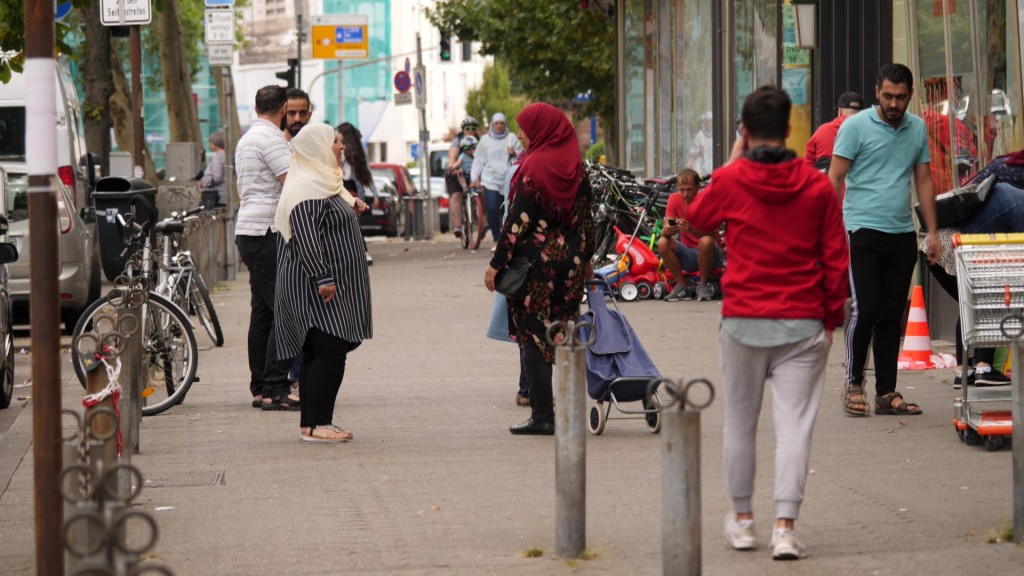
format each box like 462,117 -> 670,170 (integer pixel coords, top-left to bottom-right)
262,394 -> 301,411
300,424 -> 352,443
874,392 -> 922,416
841,386 -> 869,417
251,395 -> 264,408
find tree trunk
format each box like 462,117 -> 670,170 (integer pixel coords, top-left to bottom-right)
77,5 -> 113,183
110,50 -> 158,185
601,113 -> 617,166
156,0 -> 201,144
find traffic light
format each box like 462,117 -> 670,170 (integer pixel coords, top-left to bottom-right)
276,58 -> 298,89
439,34 -> 451,62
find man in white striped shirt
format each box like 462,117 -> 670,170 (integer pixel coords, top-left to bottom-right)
235,85 -> 298,411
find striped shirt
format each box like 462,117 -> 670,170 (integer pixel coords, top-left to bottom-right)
275,195 -> 372,357
235,118 -> 291,236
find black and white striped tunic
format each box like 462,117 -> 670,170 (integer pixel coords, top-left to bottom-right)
275,195 -> 372,358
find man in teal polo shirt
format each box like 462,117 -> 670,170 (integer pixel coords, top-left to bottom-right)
829,63 -> 939,418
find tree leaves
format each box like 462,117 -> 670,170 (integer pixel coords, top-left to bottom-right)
427,0 -> 614,122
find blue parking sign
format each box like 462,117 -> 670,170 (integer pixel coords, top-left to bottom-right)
410,143 -> 419,160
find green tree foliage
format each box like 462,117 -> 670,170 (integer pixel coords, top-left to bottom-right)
466,61 -> 527,134
0,0 -> 92,82
427,0 -> 614,123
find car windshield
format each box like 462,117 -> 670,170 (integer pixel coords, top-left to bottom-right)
5,172 -> 29,223
430,151 -> 448,178
0,107 -> 26,160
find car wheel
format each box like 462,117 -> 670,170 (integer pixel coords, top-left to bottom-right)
0,328 -> 13,409
395,206 -> 408,238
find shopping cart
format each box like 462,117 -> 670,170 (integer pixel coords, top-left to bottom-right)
953,233 -> 1024,451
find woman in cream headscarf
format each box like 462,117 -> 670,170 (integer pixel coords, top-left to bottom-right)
274,123 -> 373,443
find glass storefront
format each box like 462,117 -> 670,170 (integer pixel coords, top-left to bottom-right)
619,0 -> 713,177
618,1 -> 803,177
617,1 -> 1022,180
909,0 -> 1022,193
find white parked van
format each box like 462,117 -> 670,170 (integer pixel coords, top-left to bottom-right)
0,56 -> 90,207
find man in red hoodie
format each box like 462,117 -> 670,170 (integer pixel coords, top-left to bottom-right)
804,91 -> 863,171
688,85 -> 849,561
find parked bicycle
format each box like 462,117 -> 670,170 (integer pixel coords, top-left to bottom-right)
72,198 -> 199,416
152,207 -> 224,347
586,161 -> 669,265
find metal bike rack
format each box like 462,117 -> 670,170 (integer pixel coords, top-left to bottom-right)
63,311 -> 172,575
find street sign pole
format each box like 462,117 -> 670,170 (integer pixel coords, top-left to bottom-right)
416,33 -> 427,216
24,0 -> 63,572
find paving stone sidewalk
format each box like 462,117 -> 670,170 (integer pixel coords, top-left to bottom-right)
0,237 -> 1022,575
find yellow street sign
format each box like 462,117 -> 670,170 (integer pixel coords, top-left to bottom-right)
311,14 -> 369,60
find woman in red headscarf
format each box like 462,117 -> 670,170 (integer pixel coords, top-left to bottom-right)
484,102 -> 594,435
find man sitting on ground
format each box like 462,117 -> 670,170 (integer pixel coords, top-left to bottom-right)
658,168 -> 724,301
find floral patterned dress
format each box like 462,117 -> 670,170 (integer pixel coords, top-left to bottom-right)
489,177 -> 594,363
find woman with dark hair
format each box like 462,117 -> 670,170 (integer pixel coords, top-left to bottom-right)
337,122 -> 377,265
484,103 -> 594,435
337,122 -> 377,202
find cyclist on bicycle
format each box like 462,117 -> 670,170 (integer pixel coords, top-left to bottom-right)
448,117 -> 478,238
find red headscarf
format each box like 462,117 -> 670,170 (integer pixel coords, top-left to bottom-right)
512,103 -> 582,216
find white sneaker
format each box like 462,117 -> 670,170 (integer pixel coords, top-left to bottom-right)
724,514 -> 758,550
769,527 -> 806,560
696,283 -> 715,301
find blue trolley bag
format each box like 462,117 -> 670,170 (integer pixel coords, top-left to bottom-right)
578,280 -> 661,403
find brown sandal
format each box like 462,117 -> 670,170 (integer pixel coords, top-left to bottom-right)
842,386 -> 869,417
874,392 -> 922,416
300,424 -> 353,443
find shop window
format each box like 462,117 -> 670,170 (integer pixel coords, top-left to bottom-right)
913,0 -> 1022,194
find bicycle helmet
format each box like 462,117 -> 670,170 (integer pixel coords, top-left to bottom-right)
459,135 -> 478,152
461,116 -> 478,130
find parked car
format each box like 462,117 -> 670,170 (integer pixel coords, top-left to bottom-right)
0,214 -> 17,409
369,163 -> 418,198
0,162 -> 101,331
357,176 -> 403,237
0,55 -> 94,208
373,162 -> 450,233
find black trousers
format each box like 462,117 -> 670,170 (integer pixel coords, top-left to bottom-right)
298,328 -> 360,429
845,228 -> 917,396
523,340 -> 554,423
236,232 -> 293,398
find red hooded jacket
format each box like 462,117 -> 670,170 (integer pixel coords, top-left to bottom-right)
687,149 -> 849,330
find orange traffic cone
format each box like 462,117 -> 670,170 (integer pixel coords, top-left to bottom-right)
898,285 -> 935,370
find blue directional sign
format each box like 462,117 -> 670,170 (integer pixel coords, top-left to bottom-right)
205,0 -> 235,6
336,26 -> 364,44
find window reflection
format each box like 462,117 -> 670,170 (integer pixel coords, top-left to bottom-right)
915,0 -> 1022,193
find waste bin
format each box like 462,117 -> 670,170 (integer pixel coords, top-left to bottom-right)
92,177 -> 158,282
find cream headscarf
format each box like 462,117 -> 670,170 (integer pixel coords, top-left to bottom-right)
274,123 -> 356,242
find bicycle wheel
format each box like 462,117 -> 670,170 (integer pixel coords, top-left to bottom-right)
72,292 -> 199,416
472,195 -> 486,247
462,192 -> 473,250
187,273 -> 224,347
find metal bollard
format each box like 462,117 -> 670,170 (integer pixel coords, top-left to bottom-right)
654,377 -> 715,576
550,320 -> 595,558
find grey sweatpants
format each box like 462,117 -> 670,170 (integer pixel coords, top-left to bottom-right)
720,329 -> 828,521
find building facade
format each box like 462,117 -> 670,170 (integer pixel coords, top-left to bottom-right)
617,0 -> 1024,185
